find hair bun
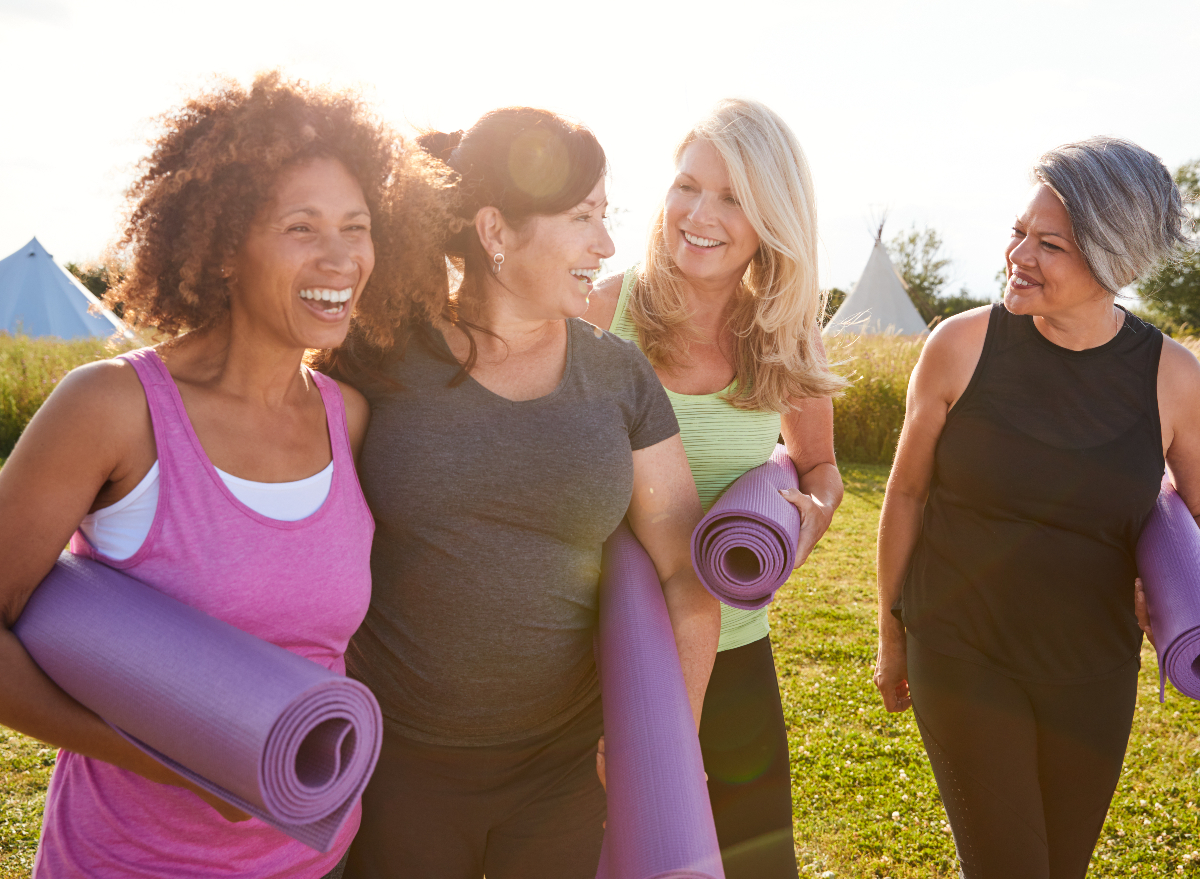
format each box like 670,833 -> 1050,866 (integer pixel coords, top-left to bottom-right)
417,130 -> 463,165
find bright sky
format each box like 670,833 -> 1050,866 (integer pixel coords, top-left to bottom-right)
2,0 -> 1197,297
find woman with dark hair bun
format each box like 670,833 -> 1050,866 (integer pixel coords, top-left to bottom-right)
339,108 -> 721,879
0,72 -> 453,878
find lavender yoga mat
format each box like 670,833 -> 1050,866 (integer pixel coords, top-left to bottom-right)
1135,477 -> 1200,702
596,522 -> 724,879
691,444 -> 800,610
12,553 -> 382,852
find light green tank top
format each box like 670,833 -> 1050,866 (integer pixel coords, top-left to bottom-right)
611,268 -> 782,652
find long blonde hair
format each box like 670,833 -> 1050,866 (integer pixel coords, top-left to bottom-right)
630,98 -> 847,411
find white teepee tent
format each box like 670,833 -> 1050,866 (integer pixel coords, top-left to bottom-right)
0,238 -> 130,340
824,231 -> 929,336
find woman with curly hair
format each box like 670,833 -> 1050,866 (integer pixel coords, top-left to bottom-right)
333,107 -> 721,879
584,99 -> 847,879
0,72 -> 452,878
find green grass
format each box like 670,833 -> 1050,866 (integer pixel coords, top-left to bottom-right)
773,463 -> 1200,877
827,335 -> 924,466
0,732 -> 54,879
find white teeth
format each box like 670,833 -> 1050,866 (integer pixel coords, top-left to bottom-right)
569,269 -> 598,281
683,231 -> 723,248
299,287 -> 353,304
1011,276 -> 1037,288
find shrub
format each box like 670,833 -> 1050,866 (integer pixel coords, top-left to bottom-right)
0,334 -> 127,458
827,334 -> 925,465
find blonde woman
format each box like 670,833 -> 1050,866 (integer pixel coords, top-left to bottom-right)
586,99 -> 846,879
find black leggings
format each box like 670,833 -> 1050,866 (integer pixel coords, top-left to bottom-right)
699,636 -> 798,879
345,696 -> 605,879
906,634 -> 1138,879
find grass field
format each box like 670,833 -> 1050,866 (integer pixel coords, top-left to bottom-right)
1,463 -> 1195,876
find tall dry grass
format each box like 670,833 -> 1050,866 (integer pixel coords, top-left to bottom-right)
0,334 -> 129,459
826,333 -> 925,465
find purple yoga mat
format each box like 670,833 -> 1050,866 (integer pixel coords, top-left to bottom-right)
12,553 -> 382,852
595,522 -> 723,879
691,444 -> 801,610
1135,477 -> 1200,702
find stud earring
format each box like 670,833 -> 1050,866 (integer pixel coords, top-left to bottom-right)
492,253 -> 504,275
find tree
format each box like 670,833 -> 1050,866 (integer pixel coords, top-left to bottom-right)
887,225 -> 991,323
887,225 -> 950,323
822,287 -> 848,325
1135,159 -> 1200,334
65,261 -> 126,319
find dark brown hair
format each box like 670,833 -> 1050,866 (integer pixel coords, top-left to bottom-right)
361,107 -> 608,382
111,71 -> 456,355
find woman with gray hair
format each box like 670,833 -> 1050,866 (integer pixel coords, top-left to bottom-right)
874,136 -> 1198,878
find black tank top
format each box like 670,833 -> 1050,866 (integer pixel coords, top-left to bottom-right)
902,304 -> 1164,683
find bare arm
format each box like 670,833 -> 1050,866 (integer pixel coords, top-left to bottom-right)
1136,338 -> 1200,645
779,395 -> 842,567
627,434 -> 720,729
874,309 -> 989,712
1158,337 -> 1200,523
0,362 -> 245,820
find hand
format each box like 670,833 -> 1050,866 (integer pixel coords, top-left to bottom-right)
1134,577 -> 1156,649
778,487 -> 834,568
873,638 -> 912,713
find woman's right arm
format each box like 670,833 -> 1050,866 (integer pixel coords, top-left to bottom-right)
874,309 -> 989,712
0,361 -> 246,820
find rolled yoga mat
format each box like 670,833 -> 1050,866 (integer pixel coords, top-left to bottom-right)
596,522 -> 724,879
1135,477 -> 1200,702
690,444 -> 800,610
12,552 -> 382,852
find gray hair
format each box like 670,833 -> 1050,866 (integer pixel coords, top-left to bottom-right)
1033,136 -> 1190,293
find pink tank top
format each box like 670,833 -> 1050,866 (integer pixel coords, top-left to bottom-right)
36,348 -> 374,879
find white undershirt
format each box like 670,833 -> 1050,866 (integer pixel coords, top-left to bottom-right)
79,461 -> 333,560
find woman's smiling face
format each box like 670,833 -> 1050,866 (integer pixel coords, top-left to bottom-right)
664,139 -> 760,290
232,156 -> 374,351
1004,183 -> 1108,316
496,176 -> 615,321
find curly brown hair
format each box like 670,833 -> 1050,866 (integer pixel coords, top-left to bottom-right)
111,71 -> 457,353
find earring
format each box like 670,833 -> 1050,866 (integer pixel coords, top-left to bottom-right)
492,253 -> 504,275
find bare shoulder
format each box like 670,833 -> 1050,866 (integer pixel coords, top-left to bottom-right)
45,357 -> 149,430
6,355 -> 152,489
582,272 -> 625,333
1158,337 -> 1200,433
1158,336 -> 1200,391
912,305 -> 992,406
334,379 -> 370,458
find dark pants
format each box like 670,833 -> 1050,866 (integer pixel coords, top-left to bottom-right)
907,634 -> 1139,879
345,696 -> 605,879
700,636 -> 799,879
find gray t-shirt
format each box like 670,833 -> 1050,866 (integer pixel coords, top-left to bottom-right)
349,319 -> 680,746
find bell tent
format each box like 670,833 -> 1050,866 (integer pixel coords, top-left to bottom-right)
0,237 -> 130,340
824,233 -> 929,336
